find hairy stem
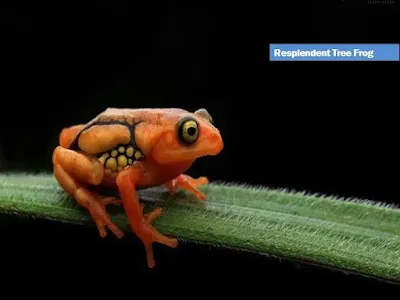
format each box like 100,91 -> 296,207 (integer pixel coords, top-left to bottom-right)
0,172 -> 399,282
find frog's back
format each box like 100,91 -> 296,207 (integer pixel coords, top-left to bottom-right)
63,107 -> 189,175
87,107 -> 189,126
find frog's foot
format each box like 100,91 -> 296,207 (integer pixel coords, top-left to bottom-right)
140,222 -> 178,269
165,174 -> 209,200
138,204 -> 177,267
53,146 -> 124,239
86,195 -> 124,238
117,167 -> 178,268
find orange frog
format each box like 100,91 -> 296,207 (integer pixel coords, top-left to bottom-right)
52,107 -> 223,267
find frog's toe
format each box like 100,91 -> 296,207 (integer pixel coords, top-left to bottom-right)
101,196 -> 122,206
88,200 -> 124,239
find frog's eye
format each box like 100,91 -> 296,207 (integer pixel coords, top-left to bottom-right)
177,117 -> 199,145
194,108 -> 214,124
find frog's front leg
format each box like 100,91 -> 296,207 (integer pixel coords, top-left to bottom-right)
52,146 -> 124,238
165,174 -> 209,200
116,165 -> 178,268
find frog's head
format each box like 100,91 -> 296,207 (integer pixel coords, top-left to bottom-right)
135,108 -> 223,164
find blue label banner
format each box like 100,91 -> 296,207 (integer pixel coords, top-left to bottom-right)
269,44 -> 399,61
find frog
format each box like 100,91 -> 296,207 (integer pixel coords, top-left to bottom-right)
52,107 -> 223,268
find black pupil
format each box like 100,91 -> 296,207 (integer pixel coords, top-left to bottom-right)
187,126 -> 196,136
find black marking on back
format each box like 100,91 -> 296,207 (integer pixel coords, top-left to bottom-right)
69,120 -> 143,156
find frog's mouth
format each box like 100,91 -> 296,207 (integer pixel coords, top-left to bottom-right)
151,133 -> 224,164
173,144 -> 223,160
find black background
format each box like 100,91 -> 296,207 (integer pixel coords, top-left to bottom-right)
1,0 -> 400,292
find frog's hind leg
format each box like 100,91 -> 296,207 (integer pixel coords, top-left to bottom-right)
52,146 -> 124,238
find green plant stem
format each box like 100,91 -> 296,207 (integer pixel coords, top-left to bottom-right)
0,172 -> 399,282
